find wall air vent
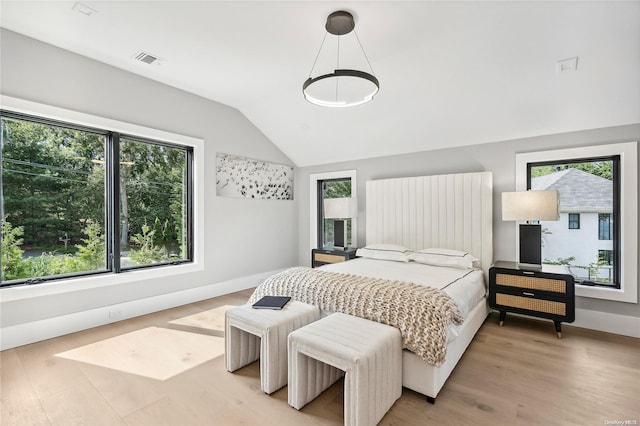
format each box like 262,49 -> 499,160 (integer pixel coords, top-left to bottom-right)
133,51 -> 163,66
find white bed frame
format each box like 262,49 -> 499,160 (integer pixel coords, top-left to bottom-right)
365,171 -> 493,401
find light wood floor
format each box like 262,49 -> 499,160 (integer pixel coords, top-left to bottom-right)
2,288 -> 639,426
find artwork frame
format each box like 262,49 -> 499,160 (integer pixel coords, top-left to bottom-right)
216,153 -> 293,200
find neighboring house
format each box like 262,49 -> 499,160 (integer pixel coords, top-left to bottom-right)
532,168 -> 613,282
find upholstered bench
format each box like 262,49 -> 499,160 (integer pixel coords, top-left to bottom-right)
225,301 -> 320,394
288,312 -> 402,426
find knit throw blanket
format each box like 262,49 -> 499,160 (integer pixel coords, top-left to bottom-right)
248,267 -> 464,366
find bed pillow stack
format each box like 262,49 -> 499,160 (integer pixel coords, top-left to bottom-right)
355,244 -> 411,262
409,248 -> 477,269
356,244 -> 477,269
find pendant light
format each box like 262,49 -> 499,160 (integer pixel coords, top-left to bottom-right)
303,11 -> 379,108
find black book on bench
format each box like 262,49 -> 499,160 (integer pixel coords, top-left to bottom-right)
251,296 -> 291,310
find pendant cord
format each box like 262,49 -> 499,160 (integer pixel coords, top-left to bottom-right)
354,29 -> 376,75
308,32 -> 328,78
335,35 -> 340,101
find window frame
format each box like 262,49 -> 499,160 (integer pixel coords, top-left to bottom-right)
527,155 -> 620,288
515,142 -> 637,303
316,177 -> 353,249
0,96 -> 203,292
309,170 -> 357,254
598,249 -> 613,266
568,213 -> 581,230
598,213 -> 612,241
116,134 -> 194,272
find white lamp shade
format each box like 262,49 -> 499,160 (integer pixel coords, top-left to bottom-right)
502,190 -> 559,221
324,197 -> 357,219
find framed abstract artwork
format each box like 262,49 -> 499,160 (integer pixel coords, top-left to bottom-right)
216,153 -> 293,200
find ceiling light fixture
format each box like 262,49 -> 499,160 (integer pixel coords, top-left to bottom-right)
303,11 -> 379,108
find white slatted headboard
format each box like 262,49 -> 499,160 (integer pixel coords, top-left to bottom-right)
365,171 -> 493,274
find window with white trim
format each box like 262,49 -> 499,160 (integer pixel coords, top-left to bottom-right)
515,142 -> 637,303
1,111 -> 193,287
317,178 -> 352,249
309,170 -> 357,254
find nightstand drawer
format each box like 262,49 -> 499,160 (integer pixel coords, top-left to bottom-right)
311,248 -> 357,268
495,273 -> 567,294
314,253 -> 347,264
495,293 -> 567,316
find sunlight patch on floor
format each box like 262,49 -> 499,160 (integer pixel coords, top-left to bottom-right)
56,326 -> 223,380
169,304 -> 235,331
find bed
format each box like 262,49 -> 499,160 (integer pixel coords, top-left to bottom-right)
251,171 -> 493,401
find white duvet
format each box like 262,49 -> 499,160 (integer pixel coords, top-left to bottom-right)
319,257 -> 487,341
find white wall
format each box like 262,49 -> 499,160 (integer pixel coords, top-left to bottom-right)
0,30 -> 299,347
297,124 -> 640,328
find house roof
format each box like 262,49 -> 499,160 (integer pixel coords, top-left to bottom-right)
1,2 -> 639,167
531,168 -> 612,212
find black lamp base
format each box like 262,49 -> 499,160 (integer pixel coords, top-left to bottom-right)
519,224 -> 542,267
333,219 -> 346,250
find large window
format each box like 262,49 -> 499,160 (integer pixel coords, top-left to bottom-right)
528,157 -> 619,287
516,142 -> 637,303
1,111 -> 193,287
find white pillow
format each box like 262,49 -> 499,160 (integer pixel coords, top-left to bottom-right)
356,244 -> 411,262
409,248 -> 477,269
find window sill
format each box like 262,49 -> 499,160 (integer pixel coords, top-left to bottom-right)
576,282 -> 637,303
0,262 -> 204,303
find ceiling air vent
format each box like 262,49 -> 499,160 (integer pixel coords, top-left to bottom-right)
133,51 -> 163,66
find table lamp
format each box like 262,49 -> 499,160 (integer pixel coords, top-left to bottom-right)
502,190 -> 559,267
323,197 -> 356,250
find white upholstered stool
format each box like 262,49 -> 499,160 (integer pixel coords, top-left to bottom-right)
288,312 -> 402,426
225,301 -> 320,394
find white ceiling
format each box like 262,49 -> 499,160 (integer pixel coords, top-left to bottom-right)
1,1 -> 639,167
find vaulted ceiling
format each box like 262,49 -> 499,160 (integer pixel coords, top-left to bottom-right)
2,1 -> 639,166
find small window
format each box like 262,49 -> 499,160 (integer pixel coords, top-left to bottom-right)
598,213 -> 612,240
596,250 -> 614,284
568,213 -> 580,229
598,249 -> 613,265
317,178 -> 352,249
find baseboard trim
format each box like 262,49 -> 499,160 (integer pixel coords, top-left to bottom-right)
0,269 -> 281,351
489,308 -> 640,338
571,308 -> 640,338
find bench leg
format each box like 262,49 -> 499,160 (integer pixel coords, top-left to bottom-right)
225,319 -> 260,373
261,322 -> 292,394
288,339 -> 342,410
345,336 -> 402,426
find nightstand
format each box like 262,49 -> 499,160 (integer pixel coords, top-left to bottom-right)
489,261 -> 575,338
311,248 -> 357,268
